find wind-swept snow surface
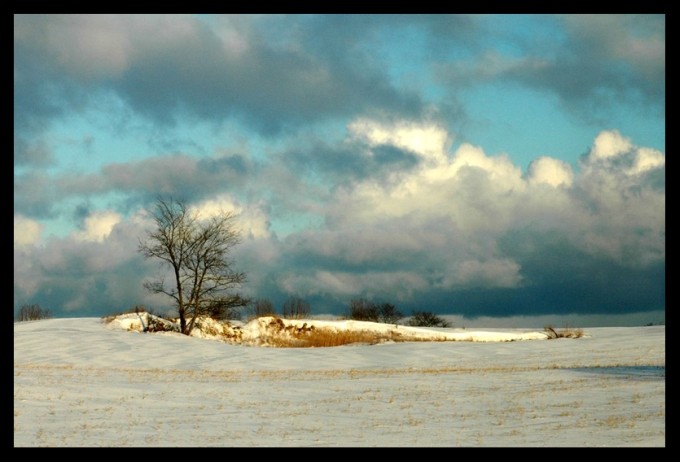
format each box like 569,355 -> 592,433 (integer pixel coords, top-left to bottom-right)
14,317 -> 665,447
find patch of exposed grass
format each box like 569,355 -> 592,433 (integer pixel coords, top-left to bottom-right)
266,323 -> 446,348
267,327 -> 396,347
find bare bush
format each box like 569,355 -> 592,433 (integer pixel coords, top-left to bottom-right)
282,296 -> 311,319
407,311 -> 451,328
348,298 -> 380,322
544,325 -> 584,339
347,299 -> 404,324
378,303 -> 404,324
204,297 -> 247,321
16,304 -> 52,322
252,298 -> 277,318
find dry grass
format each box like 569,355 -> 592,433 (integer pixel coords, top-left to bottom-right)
267,325 -> 400,347
263,318 -> 446,347
544,325 -> 585,339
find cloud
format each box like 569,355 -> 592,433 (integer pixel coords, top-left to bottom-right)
440,259 -> 523,289
561,14 -> 665,85
527,157 -> 574,187
13,125 -> 664,318
190,194 -> 272,240
278,270 -> 430,301
13,15 -> 664,320
14,14 -> 427,141
590,129 -> 634,160
74,210 -> 122,242
348,117 -> 452,165
13,210 -> 157,314
14,215 -> 43,247
278,121 -> 664,313
436,14 -> 664,119
14,152 -> 258,221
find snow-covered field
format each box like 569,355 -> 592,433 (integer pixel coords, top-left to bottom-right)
14,316 -> 665,447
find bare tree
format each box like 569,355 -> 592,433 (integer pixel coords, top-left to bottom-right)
282,295 -> 311,319
347,299 -> 403,324
378,302 -> 403,324
407,310 -> 451,328
347,298 -> 379,322
138,197 -> 247,335
252,298 -> 276,318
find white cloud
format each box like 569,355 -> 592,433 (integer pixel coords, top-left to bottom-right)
583,130 -> 665,179
572,131 -> 665,266
334,122 -> 525,237
630,147 -> 664,175
74,211 -> 122,242
191,195 -> 271,239
347,118 -> 452,165
14,215 -> 43,247
527,156 -> 574,187
590,129 -> 633,160
329,121 -> 664,278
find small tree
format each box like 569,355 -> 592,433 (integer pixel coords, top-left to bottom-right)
348,299 -> 403,324
282,296 -> 311,319
16,304 -> 52,322
205,296 -> 248,320
378,302 -> 403,324
252,298 -> 276,318
407,310 -> 451,327
347,298 -> 379,322
138,197 -> 247,335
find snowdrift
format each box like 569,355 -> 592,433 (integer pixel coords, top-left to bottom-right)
104,312 -> 554,347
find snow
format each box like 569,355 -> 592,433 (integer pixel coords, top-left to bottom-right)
14,315 -> 665,447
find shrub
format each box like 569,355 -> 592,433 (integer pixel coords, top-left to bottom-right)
348,298 -> 380,322
544,325 -> 584,339
282,296 -> 311,319
16,304 -> 52,322
146,315 -> 180,333
378,303 -> 404,324
204,297 -> 246,321
347,299 -> 404,324
407,311 -> 451,328
252,298 -> 277,318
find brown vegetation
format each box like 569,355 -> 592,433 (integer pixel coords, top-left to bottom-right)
544,325 -> 585,339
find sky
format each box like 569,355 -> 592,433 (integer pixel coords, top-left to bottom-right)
13,14 -> 665,324
13,316 -> 666,447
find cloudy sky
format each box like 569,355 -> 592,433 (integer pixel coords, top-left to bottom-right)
13,14 -> 665,324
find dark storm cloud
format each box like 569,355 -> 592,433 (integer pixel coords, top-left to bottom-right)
282,139 -> 421,184
493,228 -> 665,318
437,14 -> 665,118
14,14 -> 427,140
14,52 -> 66,167
113,23 -> 425,134
296,14 -> 480,59
13,171 -> 62,218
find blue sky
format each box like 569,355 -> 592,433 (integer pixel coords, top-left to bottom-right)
14,14 -> 665,325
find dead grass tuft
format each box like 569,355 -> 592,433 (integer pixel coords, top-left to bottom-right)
544,325 -> 585,339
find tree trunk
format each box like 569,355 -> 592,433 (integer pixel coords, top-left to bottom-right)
179,309 -> 187,334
